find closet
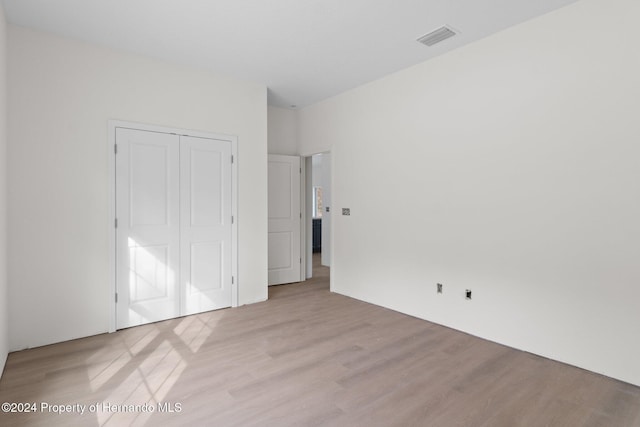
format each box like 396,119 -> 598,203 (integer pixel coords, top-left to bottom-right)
115,126 -> 234,329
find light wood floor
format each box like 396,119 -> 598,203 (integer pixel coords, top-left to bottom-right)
1,255 -> 639,427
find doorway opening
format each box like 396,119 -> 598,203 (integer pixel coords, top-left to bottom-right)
305,152 -> 331,285
267,151 -> 331,292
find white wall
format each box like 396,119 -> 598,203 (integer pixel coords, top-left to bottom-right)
8,26 -> 268,351
311,154 -> 323,188
298,0 -> 640,386
267,105 -> 298,155
0,4 -> 8,375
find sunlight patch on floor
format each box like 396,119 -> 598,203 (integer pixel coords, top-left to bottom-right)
98,340 -> 187,426
174,315 -> 215,353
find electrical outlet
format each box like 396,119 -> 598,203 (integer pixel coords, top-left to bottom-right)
437,283 -> 443,294
466,289 -> 472,300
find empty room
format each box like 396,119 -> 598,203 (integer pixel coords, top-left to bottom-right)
0,0 -> 639,426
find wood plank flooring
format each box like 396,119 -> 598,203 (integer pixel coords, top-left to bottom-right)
1,255 -> 639,426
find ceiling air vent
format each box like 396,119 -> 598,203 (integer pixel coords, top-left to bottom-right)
417,26 -> 457,47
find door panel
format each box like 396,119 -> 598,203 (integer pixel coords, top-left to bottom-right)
268,154 -> 301,285
189,149 -> 223,226
190,241 -> 223,293
116,128 -> 180,329
129,143 -> 170,226
129,244 -> 169,301
268,163 -> 293,219
180,136 -> 232,315
268,232 -> 293,269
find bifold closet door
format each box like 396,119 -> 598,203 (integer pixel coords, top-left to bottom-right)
116,128 -> 181,329
116,128 -> 233,329
180,135 -> 232,315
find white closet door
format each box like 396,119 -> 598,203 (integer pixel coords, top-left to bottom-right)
116,128 -> 180,329
268,154 -> 301,285
180,136 -> 233,315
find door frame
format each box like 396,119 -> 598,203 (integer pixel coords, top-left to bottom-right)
302,150 -> 333,283
107,120 -> 238,332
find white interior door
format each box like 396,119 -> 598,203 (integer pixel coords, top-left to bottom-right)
116,127 -> 234,329
116,128 -> 180,329
268,154 -> 301,285
180,136 -> 232,315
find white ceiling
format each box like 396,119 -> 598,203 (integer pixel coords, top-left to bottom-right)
1,0 -> 579,108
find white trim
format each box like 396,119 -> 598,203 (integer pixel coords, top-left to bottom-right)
231,137 -> 239,307
107,123 -> 116,333
107,120 -> 239,331
300,158 -> 307,282
304,156 -> 313,279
